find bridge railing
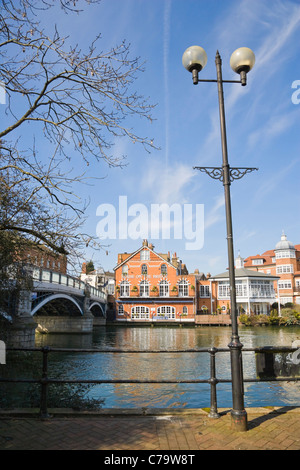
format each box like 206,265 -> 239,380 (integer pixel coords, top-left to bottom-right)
32,268 -> 106,301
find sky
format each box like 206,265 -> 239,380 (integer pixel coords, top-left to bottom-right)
9,0 -> 300,276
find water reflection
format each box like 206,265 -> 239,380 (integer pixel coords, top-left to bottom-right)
6,326 -> 300,409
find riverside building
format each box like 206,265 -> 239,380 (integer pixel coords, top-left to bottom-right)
114,240 -> 201,322
113,240 -> 278,323
244,232 -> 300,306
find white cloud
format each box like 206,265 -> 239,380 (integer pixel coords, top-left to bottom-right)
205,194 -> 225,229
247,110 -> 296,148
140,161 -> 197,205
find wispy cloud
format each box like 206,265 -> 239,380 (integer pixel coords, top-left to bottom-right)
252,159 -> 298,202
205,194 -> 225,229
215,0 -> 300,110
140,161 -> 197,205
247,109 -> 297,149
163,0 -> 172,168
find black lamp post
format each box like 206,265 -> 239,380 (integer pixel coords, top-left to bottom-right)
182,46 -> 257,432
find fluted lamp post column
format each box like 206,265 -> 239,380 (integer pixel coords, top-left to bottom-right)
182,45 -> 257,432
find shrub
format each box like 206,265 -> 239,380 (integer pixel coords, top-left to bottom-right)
239,314 -> 251,326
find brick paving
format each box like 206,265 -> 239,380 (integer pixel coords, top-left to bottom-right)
0,407 -> 300,451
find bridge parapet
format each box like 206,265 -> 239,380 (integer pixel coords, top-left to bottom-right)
32,268 -> 107,302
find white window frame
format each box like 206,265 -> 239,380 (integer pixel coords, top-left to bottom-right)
140,280 -> 149,297
275,250 -> 295,259
159,280 -> 169,297
218,281 -> 230,298
252,259 -> 264,265
199,285 -> 210,297
131,306 -> 150,319
276,264 -> 294,274
278,281 -> 292,290
250,280 -> 273,298
120,281 -> 130,297
140,250 -> 150,260
178,279 -> 189,297
156,306 -> 175,319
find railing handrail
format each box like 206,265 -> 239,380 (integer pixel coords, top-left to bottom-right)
1,346 -> 299,419
32,267 -> 106,300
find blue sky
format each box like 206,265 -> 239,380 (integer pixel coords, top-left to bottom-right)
29,0 -> 300,275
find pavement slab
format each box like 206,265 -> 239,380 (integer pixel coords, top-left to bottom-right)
0,407 -> 299,451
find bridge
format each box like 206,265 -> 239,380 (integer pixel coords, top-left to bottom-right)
4,267 -> 108,347
31,267 -> 107,317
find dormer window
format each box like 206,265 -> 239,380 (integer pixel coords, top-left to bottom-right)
252,259 -> 263,265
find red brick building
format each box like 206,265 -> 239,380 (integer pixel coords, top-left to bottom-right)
244,232 -> 300,306
22,244 -> 67,274
114,240 -> 202,322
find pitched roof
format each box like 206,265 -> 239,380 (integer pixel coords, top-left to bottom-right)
114,243 -> 177,271
211,267 -> 279,280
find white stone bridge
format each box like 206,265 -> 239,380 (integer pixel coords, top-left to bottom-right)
6,268 -> 107,346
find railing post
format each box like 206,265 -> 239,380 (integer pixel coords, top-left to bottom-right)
208,347 -> 220,418
40,346 -> 51,419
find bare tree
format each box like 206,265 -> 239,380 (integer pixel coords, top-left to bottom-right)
0,0 -> 157,259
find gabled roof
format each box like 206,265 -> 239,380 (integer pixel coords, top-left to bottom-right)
113,244 -> 177,271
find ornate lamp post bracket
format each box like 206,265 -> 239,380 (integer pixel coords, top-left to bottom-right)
193,166 -> 258,183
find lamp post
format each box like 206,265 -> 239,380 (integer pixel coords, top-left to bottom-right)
182,45 -> 257,432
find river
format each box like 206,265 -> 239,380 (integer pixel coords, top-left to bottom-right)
26,325 -> 300,410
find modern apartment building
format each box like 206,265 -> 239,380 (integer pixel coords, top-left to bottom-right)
244,232 -> 300,306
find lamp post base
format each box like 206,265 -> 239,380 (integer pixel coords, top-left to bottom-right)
231,409 -> 248,432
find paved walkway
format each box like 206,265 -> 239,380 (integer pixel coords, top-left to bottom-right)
0,407 -> 300,451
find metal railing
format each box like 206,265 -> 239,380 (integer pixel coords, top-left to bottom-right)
1,346 -> 299,418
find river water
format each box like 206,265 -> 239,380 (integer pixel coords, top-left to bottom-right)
29,325 -> 300,410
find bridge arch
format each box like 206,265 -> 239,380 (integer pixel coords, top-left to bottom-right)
89,301 -> 106,317
31,294 -> 84,317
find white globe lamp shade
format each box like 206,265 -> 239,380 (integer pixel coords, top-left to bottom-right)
182,45 -> 207,72
230,47 -> 255,74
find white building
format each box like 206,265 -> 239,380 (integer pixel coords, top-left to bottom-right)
210,254 -> 279,315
